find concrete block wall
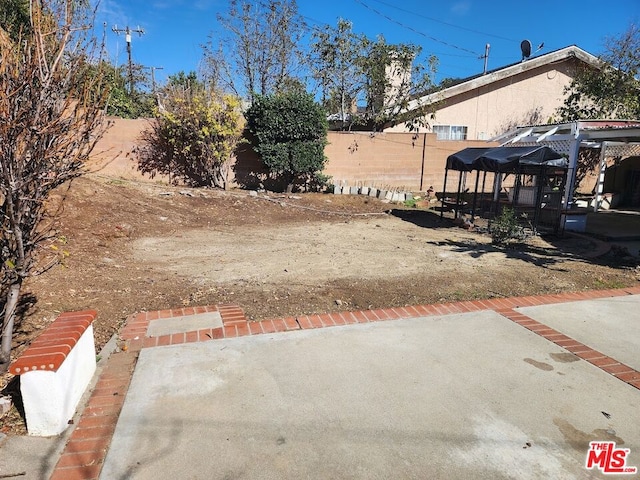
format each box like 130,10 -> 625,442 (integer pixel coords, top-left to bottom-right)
330,185 -> 412,202
88,117 -> 168,182
323,131 -> 497,192
87,119 -> 498,192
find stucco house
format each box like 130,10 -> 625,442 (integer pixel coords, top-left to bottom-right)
385,45 -> 601,141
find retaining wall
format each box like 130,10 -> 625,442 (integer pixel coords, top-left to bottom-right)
88,118 -> 497,191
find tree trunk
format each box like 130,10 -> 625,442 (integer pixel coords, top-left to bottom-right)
285,171 -> 295,194
0,282 -> 21,373
222,160 -> 230,191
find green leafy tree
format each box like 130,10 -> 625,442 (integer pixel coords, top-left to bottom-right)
556,23 -> 640,121
137,82 -> 244,189
245,91 -> 328,192
81,56 -> 157,118
166,70 -> 204,92
1,0 -> 109,371
310,19 -> 363,130
102,61 -> 155,118
310,20 -> 437,131
0,0 -> 30,40
361,35 -> 437,130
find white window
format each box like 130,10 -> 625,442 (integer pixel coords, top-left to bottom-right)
433,125 -> 468,140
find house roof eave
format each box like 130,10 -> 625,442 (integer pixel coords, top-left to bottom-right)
405,46 -> 601,114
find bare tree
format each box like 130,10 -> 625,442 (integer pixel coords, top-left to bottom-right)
203,0 -> 305,100
0,0 -> 109,371
310,19 -> 364,130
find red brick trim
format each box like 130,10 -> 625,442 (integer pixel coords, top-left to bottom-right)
497,307 -> 640,392
119,304 -> 250,351
50,350 -> 137,480
9,310 -> 97,375
51,287 -> 640,479
116,289 -> 640,358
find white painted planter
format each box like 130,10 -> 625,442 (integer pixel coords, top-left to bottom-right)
20,326 -> 96,436
10,311 -> 97,436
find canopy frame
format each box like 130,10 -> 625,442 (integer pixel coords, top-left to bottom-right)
442,145 -> 568,233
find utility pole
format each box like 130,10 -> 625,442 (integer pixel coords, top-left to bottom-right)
112,25 -> 145,95
480,43 -> 490,75
143,66 -> 164,95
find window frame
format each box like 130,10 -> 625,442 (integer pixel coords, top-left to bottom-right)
432,125 -> 468,141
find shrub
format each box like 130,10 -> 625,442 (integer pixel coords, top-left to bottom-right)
137,87 -> 244,189
1,0 -> 109,371
490,208 -> 529,245
246,91 -> 328,192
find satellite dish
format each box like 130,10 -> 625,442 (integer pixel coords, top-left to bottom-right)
521,39 -> 532,60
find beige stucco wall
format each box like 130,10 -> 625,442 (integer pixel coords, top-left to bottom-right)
386,58 -> 581,140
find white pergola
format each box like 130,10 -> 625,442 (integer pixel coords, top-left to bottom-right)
495,121 -> 640,223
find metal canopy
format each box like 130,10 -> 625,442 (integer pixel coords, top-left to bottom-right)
495,120 -> 640,216
474,146 -> 566,172
445,147 -> 493,171
442,145 -> 567,233
442,120 -> 640,232
445,145 -> 567,172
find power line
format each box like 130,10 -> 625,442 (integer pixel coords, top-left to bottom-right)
352,0 -> 480,56
364,0 -> 520,44
301,12 -> 474,59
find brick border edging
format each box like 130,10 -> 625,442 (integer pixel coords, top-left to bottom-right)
497,308 -> 640,386
50,304 -> 250,479
51,287 -> 640,479
50,350 -> 134,480
118,304 -> 248,350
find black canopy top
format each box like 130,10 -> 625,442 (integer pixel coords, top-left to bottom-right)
446,145 -> 567,172
445,147 -> 492,171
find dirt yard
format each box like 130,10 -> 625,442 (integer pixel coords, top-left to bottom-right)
2,173 -> 639,432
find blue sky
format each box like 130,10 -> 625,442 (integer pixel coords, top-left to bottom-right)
97,0 -> 638,86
